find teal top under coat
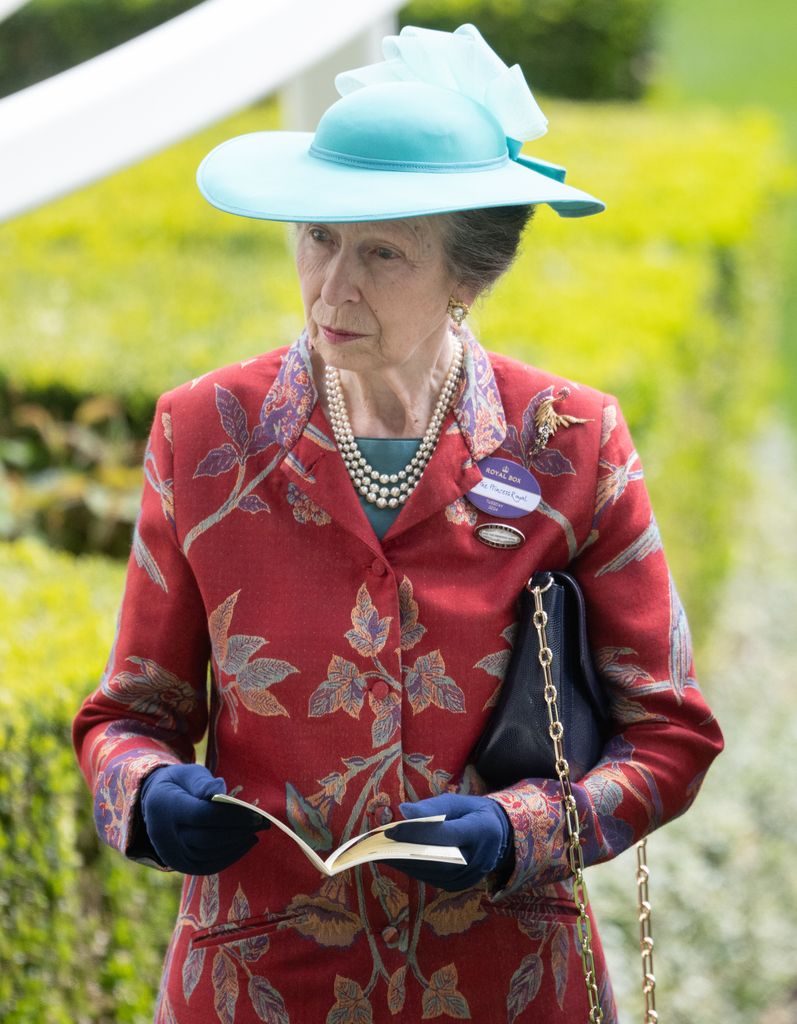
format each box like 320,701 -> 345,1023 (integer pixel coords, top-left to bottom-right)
354,437 -> 422,540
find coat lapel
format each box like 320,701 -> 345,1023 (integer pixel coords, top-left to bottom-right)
269,327 -> 509,547
279,403 -> 384,555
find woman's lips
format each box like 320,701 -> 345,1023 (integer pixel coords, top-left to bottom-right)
320,325 -> 366,343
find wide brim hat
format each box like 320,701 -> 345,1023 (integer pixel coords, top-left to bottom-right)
197,24 -> 605,222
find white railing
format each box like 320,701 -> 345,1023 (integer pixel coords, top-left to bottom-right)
0,0 -> 401,222
0,0 -> 29,22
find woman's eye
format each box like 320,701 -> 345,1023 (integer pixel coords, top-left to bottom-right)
375,248 -> 398,261
309,227 -> 329,243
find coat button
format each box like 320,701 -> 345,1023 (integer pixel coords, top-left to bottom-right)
370,680 -> 389,700
370,559 -> 387,576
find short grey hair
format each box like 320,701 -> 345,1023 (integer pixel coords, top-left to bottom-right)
439,205 -> 535,298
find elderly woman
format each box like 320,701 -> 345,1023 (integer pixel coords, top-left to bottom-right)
73,24 -> 722,1024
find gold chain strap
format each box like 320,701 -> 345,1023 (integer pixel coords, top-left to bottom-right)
530,577 -> 658,1024
531,578 -> 604,1023
636,839 -> 658,1022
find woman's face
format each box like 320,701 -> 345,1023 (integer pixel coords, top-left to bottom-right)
294,216 -> 463,375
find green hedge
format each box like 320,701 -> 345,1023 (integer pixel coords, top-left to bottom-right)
476,103 -> 793,629
0,0 -> 202,99
0,98 -> 792,633
400,0 -> 661,99
0,0 -> 657,102
0,539 -> 181,1024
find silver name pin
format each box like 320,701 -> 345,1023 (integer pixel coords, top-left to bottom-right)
474,523 -> 526,549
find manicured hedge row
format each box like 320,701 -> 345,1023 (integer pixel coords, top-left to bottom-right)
0,98 -> 791,632
400,0 -> 661,99
0,0 -> 656,102
0,0 -> 202,99
0,100 -> 787,408
476,103 -> 793,629
0,539 -> 181,1024
0,105 -> 792,1020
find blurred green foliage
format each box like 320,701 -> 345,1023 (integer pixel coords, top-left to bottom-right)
0,91 -> 793,1023
0,392 -> 144,558
400,0 -> 662,99
0,0 -> 659,102
0,104 -> 293,418
0,0 -> 202,99
0,97 -> 792,632
651,0 -> 797,425
0,538 -> 181,1024
476,102 -> 793,629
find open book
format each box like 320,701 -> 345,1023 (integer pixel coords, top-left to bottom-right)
212,794 -> 466,877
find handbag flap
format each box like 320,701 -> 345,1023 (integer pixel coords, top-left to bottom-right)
529,570 -> 610,727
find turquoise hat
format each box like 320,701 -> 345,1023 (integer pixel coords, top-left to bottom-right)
197,24 -> 604,222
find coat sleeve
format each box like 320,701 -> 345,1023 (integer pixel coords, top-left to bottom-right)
72,391 -> 211,866
487,394 -> 724,895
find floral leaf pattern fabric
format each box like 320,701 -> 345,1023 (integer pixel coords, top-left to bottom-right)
327,976 -> 373,1024
507,954 -> 543,1023
309,583 -> 464,748
444,497 -> 478,526
595,512 -> 662,576
421,964 -> 470,1020
248,977 -> 290,1024
286,482 -> 331,525
404,651 -> 465,715
423,890 -> 487,937
74,329 -> 722,1023
387,966 -> 407,1014
206,591 -> 297,731
133,525 -> 168,592
309,656 -> 368,719
345,585 -> 392,659
281,894 -> 363,947
398,576 -> 426,651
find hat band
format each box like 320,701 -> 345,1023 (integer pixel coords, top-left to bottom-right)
309,142 -> 508,174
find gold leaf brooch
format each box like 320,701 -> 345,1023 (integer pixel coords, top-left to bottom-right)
532,387 -> 591,455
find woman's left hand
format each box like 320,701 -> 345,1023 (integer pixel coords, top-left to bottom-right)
385,794 -> 513,891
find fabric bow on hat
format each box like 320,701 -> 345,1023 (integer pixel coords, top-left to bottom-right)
336,23 -> 548,157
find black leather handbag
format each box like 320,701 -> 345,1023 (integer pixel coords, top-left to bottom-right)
472,571 -> 662,1022
471,570 -> 610,790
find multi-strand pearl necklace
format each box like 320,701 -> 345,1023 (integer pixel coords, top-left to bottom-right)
325,336 -> 464,509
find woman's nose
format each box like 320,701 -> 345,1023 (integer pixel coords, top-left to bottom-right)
320,250 -> 361,307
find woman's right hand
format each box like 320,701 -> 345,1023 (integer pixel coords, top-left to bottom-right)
139,764 -> 269,875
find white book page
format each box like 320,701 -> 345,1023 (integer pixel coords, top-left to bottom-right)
329,832 -> 466,873
211,795 -> 465,875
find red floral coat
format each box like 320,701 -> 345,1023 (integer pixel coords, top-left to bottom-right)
73,328 -> 723,1024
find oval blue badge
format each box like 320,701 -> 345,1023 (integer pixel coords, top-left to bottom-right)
466,457 -> 541,519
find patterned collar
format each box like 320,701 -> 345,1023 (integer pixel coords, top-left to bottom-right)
259,327 -> 507,463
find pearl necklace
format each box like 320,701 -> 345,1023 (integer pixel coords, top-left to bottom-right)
325,336 -> 464,509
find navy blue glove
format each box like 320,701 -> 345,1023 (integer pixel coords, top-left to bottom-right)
384,794 -> 514,891
139,764 -> 269,875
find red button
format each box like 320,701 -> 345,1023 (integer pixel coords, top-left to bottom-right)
371,681 -> 389,700
370,559 -> 387,576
